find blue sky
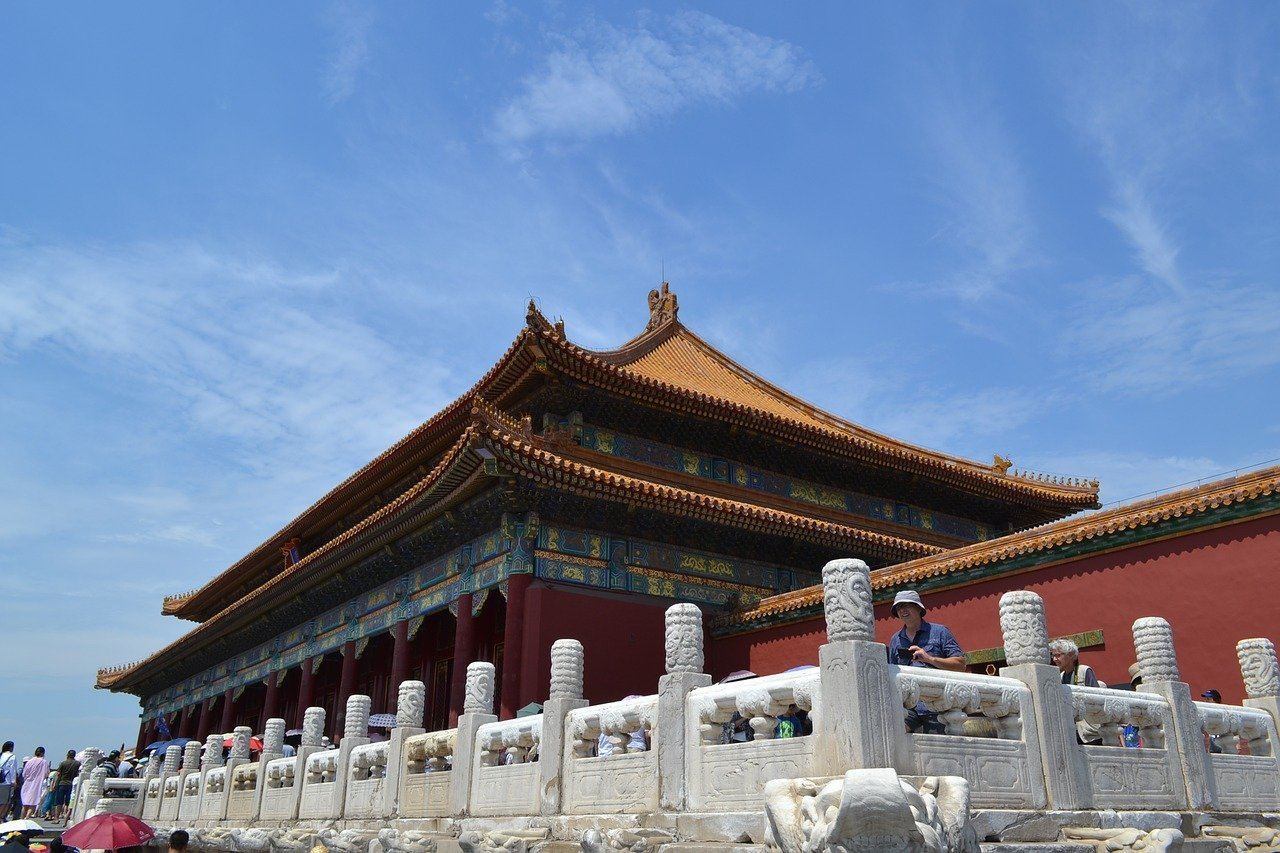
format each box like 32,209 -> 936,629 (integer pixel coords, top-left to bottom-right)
2,2 -> 1278,757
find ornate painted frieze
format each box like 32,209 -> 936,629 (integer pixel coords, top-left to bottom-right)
533,522 -> 817,610
578,424 -> 992,541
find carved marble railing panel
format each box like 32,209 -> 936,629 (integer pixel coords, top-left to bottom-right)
686,669 -> 819,811
176,770 -> 203,822
91,779 -> 144,818
894,667 -> 1045,808
258,756 -> 304,821
225,760 -> 263,822
198,765 -> 229,822
564,695 -> 658,814
1196,700 -> 1280,811
141,776 -> 163,821
343,741 -> 389,819
400,729 -> 455,818
157,773 -> 183,822
297,748 -> 341,819
469,716 -> 542,816
1069,685 -> 1181,808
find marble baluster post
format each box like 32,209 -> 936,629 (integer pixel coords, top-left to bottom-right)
1238,638 -> 1280,736
449,661 -> 497,816
657,603 -> 712,811
813,559 -> 899,774
1133,617 -> 1215,809
998,590 -> 1087,809
540,639 -> 588,814
331,694 -> 371,819
383,680 -> 426,817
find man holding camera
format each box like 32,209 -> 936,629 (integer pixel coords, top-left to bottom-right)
886,590 -> 966,733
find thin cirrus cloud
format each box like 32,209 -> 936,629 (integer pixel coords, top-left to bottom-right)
491,10 -> 821,147
321,0 -> 375,105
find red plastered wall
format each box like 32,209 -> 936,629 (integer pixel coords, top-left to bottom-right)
519,582 -> 671,707
711,512 -> 1280,705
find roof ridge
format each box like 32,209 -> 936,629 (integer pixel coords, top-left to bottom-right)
532,314 -> 1098,504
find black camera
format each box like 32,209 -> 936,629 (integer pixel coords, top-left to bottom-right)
896,647 -> 915,665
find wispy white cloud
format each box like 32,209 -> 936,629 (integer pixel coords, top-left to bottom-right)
0,237 -> 454,475
492,10 -> 820,149
321,0 -> 374,105
911,82 -> 1039,303
1060,273 -> 1280,394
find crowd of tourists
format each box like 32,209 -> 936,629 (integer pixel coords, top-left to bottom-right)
0,744 -> 147,826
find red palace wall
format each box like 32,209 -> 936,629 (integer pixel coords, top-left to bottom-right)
711,512 -> 1280,705
519,582 -> 671,708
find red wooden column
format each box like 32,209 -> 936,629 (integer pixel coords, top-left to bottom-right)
389,621 -> 410,704
178,704 -> 194,738
500,574 -> 532,719
260,671 -> 280,730
335,641 -> 358,741
196,699 -> 213,741
296,659 -> 316,726
218,688 -> 235,734
448,593 -> 475,725
135,719 -> 147,754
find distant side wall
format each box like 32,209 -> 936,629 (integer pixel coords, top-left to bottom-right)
712,511 -> 1280,704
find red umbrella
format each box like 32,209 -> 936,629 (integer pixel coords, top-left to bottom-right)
63,813 -> 156,850
222,735 -> 264,750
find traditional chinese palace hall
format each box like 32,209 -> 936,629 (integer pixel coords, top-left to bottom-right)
98,285 -> 1103,748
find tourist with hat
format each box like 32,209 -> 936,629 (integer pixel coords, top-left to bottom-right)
886,590 -> 966,734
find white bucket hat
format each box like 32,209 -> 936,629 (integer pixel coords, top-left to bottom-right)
891,590 -> 926,614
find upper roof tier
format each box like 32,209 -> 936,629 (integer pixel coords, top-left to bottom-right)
164,285 -> 1099,622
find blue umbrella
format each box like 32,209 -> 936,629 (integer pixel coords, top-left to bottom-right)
144,737 -> 196,755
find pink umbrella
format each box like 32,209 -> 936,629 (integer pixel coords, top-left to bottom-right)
63,813 -> 156,850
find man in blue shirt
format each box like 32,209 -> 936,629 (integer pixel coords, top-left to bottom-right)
886,590 -> 966,733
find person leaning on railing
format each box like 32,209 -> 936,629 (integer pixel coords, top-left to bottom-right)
886,591 -> 966,734
1049,638 -> 1104,745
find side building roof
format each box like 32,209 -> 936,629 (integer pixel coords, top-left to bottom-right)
718,463 -> 1280,636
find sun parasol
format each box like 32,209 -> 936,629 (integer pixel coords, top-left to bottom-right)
222,735 -> 264,750
0,819 -> 42,835
719,669 -> 757,683
63,813 -> 156,850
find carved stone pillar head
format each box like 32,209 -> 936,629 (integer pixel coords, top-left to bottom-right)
344,695 -> 372,740
85,767 -> 107,804
81,747 -> 102,775
302,707 -> 326,748
464,662 -> 496,715
549,639 -> 585,700
397,681 -> 426,728
664,603 -> 705,674
143,754 -> 161,779
163,744 -> 183,775
230,726 -> 252,761
999,590 -> 1051,667
263,718 -> 286,756
1133,617 -> 1180,684
202,734 -> 224,770
821,559 -> 874,643
182,740 -> 202,772
1237,638 -> 1280,699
